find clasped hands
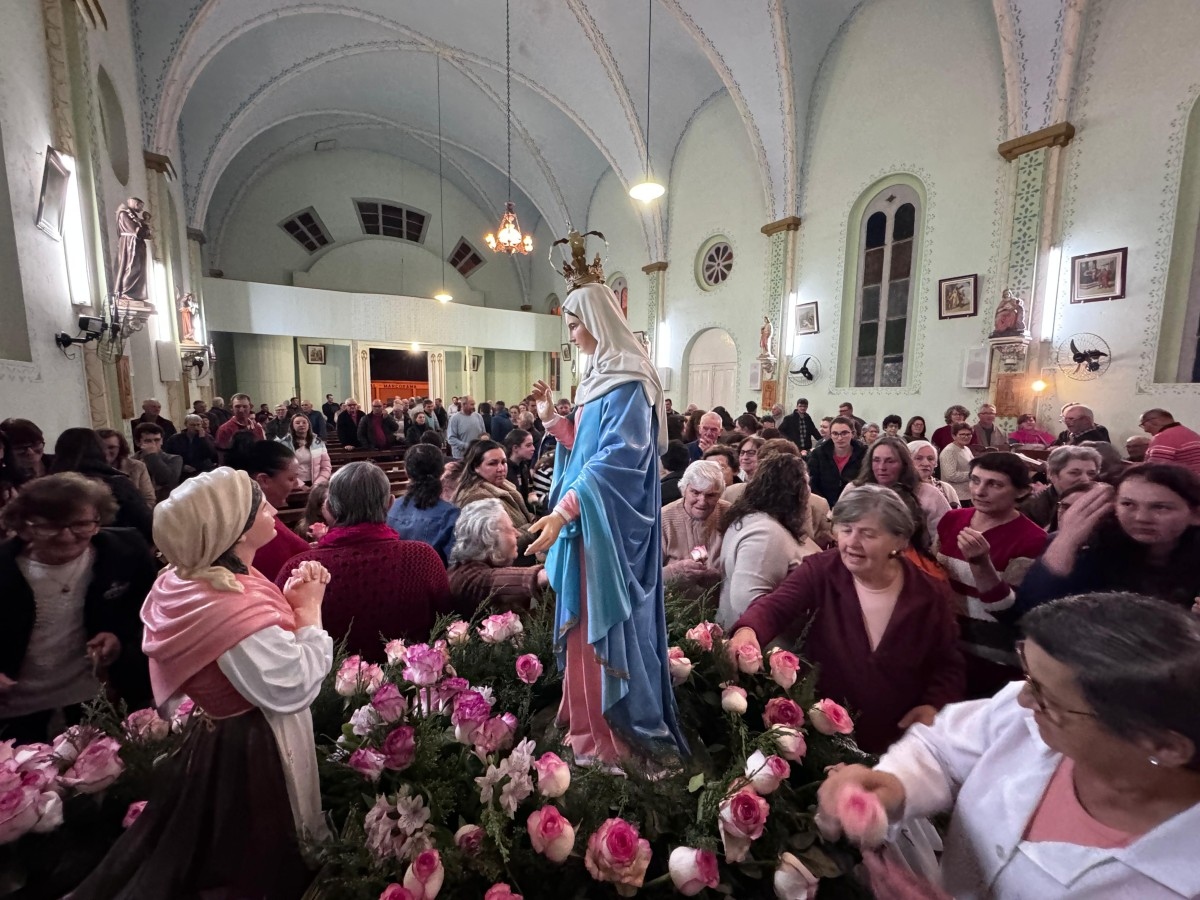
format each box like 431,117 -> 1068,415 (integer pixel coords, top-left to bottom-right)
283,560 -> 331,626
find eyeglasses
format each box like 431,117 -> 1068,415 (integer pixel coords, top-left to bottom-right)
1016,641 -> 1096,725
830,430 -> 853,438
739,449 -> 758,458
25,519 -> 100,539
12,441 -> 45,453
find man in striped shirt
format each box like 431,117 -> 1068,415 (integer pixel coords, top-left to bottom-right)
1141,408 -> 1200,475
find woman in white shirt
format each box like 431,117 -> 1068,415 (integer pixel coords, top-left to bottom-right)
939,423 -> 976,506
817,593 -> 1200,899
279,414 -> 331,487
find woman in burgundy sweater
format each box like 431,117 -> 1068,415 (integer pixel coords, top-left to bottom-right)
728,484 -> 965,753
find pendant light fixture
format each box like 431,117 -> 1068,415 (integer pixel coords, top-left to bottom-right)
434,54 -> 452,303
485,0 -> 533,255
629,0 -> 665,203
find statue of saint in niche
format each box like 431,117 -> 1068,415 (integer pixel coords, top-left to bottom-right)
113,198 -> 154,310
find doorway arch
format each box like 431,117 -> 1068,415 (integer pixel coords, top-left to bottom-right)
684,327 -> 737,411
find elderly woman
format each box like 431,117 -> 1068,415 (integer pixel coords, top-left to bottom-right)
454,438 -> 536,562
818,593 -> 1200,899
939,422 -> 976,506
908,439 -> 959,510
931,404 -> 971,452
278,462 -> 450,661
661,460 -> 728,592
98,428 -> 156,508
702,443 -> 740,488
862,423 -> 881,445
51,428 -> 153,542
0,474 -> 156,743
735,433 -> 764,483
851,435 -> 951,552
1019,444 -> 1101,530
729,484 -> 964,753
0,418 -> 51,479
448,498 -> 549,615
716,453 -> 823,629
1017,463 -> 1200,614
74,468 -> 332,898
387,443 -> 460,564
1008,412 -> 1055,447
278,414 -> 331,487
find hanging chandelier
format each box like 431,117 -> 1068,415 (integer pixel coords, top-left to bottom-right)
629,0 -> 665,203
485,0 -> 533,255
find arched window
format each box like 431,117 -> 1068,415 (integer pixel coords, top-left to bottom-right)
851,185 -> 920,387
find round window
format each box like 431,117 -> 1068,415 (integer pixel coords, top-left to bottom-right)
697,238 -> 733,290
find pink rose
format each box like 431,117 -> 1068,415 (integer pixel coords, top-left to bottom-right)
834,784 -> 888,847
744,750 -> 790,795
533,751 -> 571,798
381,726 -> 416,771
668,846 -> 720,896
526,805 -> 576,862
122,800 -> 147,829
446,620 -> 471,646
478,611 -> 523,644
380,886 -> 416,900
667,647 -> 693,686
685,621 -> 723,652
768,725 -> 807,762
454,823 -> 485,856
585,818 -> 652,896
371,683 -> 409,723
51,724 -> 100,763
774,851 -> 820,899
451,691 -> 492,743
170,697 -> 195,732
347,748 -> 387,782
335,656 -> 385,696
768,650 -> 801,690
809,699 -> 854,735
731,641 -> 763,674
473,715 -> 516,758
763,697 -> 805,729
689,545 -> 709,563
483,885 -> 523,900
721,684 -> 748,715
403,848 -> 444,900
0,787 -> 40,844
430,676 -> 470,715
309,522 -> 328,540
402,644 -> 450,686
122,708 -> 170,743
718,787 -> 770,863
384,639 -> 408,666
515,654 -> 544,685
59,736 -> 124,794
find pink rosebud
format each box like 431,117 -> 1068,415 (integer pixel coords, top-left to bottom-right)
685,621 -> 723,652
809,699 -> 854,735
774,851 -> 820,899
478,611 -> 524,644
526,805 -> 576,863
381,726 -> 416,771
533,751 -> 571,798
170,698 -> 195,732
403,848 -> 444,900
689,545 -> 709,563
731,641 -> 763,674
122,800 -> 147,829
720,684 -> 748,715
768,725 -> 808,762
667,647 -> 693,686
584,818 -> 652,895
768,650 -> 801,690
763,697 -> 805,730
402,644 -> 450,687
122,708 -> 170,743
0,787 -> 40,844
59,736 -> 124,794
668,846 -> 720,896
384,639 -> 408,666
718,787 -> 770,863
347,748 -> 387,782
370,683 -> 408,723
744,750 -> 790,795
515,654 -> 544,685
834,784 -> 889,847
446,621 -> 471,646
451,691 -> 492,744
335,656 -> 385,696
379,885 -> 416,900
309,522 -> 328,540
483,885 -> 523,900
454,823 -> 485,856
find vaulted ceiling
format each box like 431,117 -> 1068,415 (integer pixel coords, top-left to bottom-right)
129,0 -> 1068,262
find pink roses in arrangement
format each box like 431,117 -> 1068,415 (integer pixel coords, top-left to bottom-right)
718,787 -> 770,863
585,817 -> 652,896
526,805 -> 575,862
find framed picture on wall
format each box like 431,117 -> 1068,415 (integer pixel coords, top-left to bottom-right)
1070,247 -> 1127,303
794,301 -> 820,335
560,343 -> 572,361
938,274 -> 978,319
306,344 -> 326,365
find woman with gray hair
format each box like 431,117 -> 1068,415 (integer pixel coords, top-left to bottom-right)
448,498 -> 548,615
1020,444 -> 1101,530
275,461 -> 450,661
818,593 -> 1200,899
661,459 -> 728,591
727,484 -> 964,753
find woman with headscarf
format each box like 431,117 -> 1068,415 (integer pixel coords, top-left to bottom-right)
72,468 -> 333,900
525,265 -> 686,767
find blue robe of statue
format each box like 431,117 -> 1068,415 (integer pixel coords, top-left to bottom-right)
545,380 -> 686,754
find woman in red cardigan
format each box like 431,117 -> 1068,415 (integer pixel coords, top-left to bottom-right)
728,483 -> 965,753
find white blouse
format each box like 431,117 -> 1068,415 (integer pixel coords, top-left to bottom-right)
876,682 -> 1200,898
217,624 -> 333,841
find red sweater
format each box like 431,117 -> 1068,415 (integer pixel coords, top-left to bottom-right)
1146,422 -> 1200,475
253,517 -> 312,582
733,549 -> 965,753
277,523 -> 451,662
936,508 -> 1048,609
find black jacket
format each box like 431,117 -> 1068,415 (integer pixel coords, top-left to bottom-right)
807,440 -> 868,507
0,528 -> 158,709
163,432 -> 218,475
660,471 -> 684,506
357,412 -> 400,450
337,410 -> 364,447
129,414 -> 178,440
60,462 -> 154,542
779,411 -> 819,451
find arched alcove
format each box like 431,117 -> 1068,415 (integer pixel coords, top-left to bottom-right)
684,327 -> 737,410
96,66 -> 130,186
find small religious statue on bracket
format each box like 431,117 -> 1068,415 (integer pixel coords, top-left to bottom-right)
178,292 -> 199,344
758,316 -> 775,359
989,288 -> 1029,340
113,198 -> 155,314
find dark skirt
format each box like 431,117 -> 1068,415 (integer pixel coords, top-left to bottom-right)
70,708 -> 313,900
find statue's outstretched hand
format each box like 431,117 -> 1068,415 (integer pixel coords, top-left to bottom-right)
531,380 -> 556,424
526,511 -> 565,556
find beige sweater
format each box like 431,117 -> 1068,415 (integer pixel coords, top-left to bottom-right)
661,498 -> 730,564
716,512 -> 822,629
723,482 -> 832,546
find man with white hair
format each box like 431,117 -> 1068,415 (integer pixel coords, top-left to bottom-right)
970,403 -> 1010,453
686,411 -> 723,462
447,395 -> 486,459
1053,404 -> 1110,446
130,397 -> 177,439
661,459 -> 727,590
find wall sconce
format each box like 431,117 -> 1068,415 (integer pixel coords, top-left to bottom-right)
54,314 -> 106,351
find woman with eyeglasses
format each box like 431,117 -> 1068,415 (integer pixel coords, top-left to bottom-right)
817,593 -> 1200,899
0,473 -> 157,743
0,418 -> 52,479
50,428 -> 154,542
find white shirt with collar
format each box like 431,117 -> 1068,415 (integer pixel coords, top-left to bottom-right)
876,682 -> 1200,899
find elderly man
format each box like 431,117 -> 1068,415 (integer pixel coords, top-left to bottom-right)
1125,433 -> 1151,462
447,395 -> 486,459
779,397 -> 819,453
661,460 -> 728,594
1140,407 -> 1200,474
1019,445 -> 1101,530
1053,404 -> 1110,445
214,393 -> 264,453
205,396 -> 231,431
164,414 -> 217,477
970,403 -> 1010,453
686,411 -> 723,462
264,403 -> 291,441
300,400 -> 326,439
130,398 -> 177,439
277,461 -> 450,660
336,398 -> 364,448
358,399 -> 399,450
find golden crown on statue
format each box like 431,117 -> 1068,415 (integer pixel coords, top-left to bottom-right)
552,228 -> 607,291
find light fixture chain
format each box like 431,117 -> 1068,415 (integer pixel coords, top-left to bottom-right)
645,0 -> 652,180
506,0 -> 512,202
437,54 -> 446,291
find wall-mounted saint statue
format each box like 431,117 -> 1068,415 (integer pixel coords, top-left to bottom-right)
113,197 -> 153,308
989,288 -> 1028,339
178,292 -> 199,344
